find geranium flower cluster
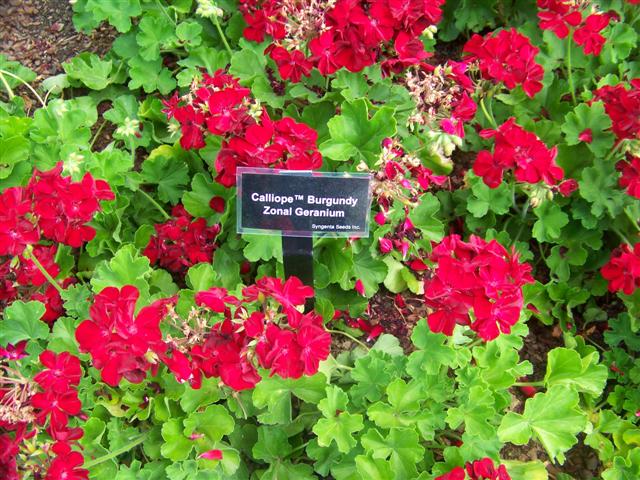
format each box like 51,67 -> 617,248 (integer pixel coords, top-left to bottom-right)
0,350 -> 87,479
143,205 -> 221,274
436,457 -> 511,480
367,137 -> 447,262
163,277 -> 331,390
0,163 -> 114,256
424,234 -> 534,341
473,117 -> 564,188
538,1 -> 613,55
404,62 -> 477,137
76,286 -> 175,386
594,79 -> 640,141
162,70 -> 321,186
75,278 -> 331,392
0,245 -> 70,323
617,154 -> 640,199
239,0 -> 445,81
601,243 -> 640,295
463,28 -> 544,98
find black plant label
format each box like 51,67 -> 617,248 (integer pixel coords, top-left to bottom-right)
237,168 -> 372,237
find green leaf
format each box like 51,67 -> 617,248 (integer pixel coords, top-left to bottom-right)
60,284 -> 91,319
408,193 -> 444,241
354,454 -> 394,480
447,385 -> 497,440
320,99 -> 396,164
602,448 -> 640,480
561,101 -> 613,157
252,426 -> 292,462
313,385 -> 364,453
351,249 -> 387,296
361,428 -> 424,478
176,21 -> 203,48
90,244 -> 152,301
0,301 -> 48,346
366,379 -> 424,430
498,385 -> 588,464
182,173 -> 230,221
63,53 -> 113,90
186,264 -> 217,292
532,201 -> 568,242
543,347 -> 608,397
467,174 -> 512,218
252,373 -> 326,424
229,47 -> 267,83
350,351 -> 393,406
243,234 -> 282,262
136,15 -> 175,61
407,320 -> 457,376
141,155 -> 189,204
161,419 -> 193,462
84,0 -> 142,32
579,162 -> 627,218
179,378 -> 221,413
183,404 -> 234,443
502,460 -> 548,480
48,317 -> 80,354
128,56 -> 176,94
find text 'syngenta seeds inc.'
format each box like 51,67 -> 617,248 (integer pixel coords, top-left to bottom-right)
237,168 -> 372,237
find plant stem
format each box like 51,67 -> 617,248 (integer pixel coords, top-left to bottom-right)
0,71 -> 15,99
83,433 -> 149,469
23,247 -> 64,295
89,120 -> 107,150
513,381 -> 545,387
479,97 -> 498,129
612,227 -> 632,246
156,0 -> 176,24
567,32 -> 577,105
327,329 -> 370,351
0,69 -> 46,107
212,15 -> 233,57
138,189 -> 171,220
512,198 -> 531,245
624,208 -> 640,233
604,140 -> 626,163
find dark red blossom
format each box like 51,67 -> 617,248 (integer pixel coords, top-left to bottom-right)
425,234 -> 533,341
437,458 -> 511,480
473,118 -> 563,188
268,46 -> 313,83
144,205 -> 221,274
574,13 -> 611,56
29,163 -> 114,247
601,243 -> 640,295
464,29 -> 544,98
537,0 -> 582,39
436,467 -> 465,480
34,351 -> 82,394
31,390 -> 82,429
171,278 -> 330,390
0,434 -> 19,480
617,155 -> 640,198
0,187 -> 40,256
165,70 -> 322,186
239,0 -> 443,77
45,442 -> 88,480
76,286 -> 174,386
466,458 -> 511,479
594,80 -> 640,141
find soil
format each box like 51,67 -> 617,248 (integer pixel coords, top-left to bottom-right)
0,0 -> 115,83
367,288 -> 427,352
